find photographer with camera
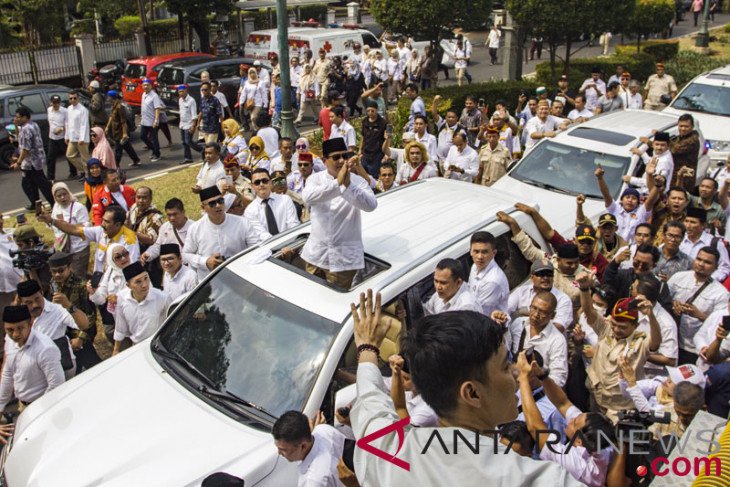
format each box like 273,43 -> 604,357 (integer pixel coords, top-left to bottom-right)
11,225 -> 52,295
516,351 -> 616,487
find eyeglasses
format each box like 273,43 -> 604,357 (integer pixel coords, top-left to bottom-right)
329,152 -> 353,161
295,144 -> 308,149
252,178 -> 270,186
160,256 -> 178,263
533,271 -> 554,278
298,162 -> 311,167
206,197 -> 226,208
249,145 -> 260,151
113,250 -> 130,260
665,233 -> 683,241
273,179 -> 286,185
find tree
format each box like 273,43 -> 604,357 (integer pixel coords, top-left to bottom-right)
369,0 -> 493,45
165,0 -> 230,54
627,0 -> 674,51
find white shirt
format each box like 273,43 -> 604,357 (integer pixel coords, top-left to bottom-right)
442,144 -> 479,182
606,200 -> 650,244
507,284 -> 574,329
694,309 -> 730,369
487,29 -> 501,49
33,300 -> 79,341
196,160 -> 227,191
113,287 -> 171,343
434,116 -> 459,161
508,317 -> 569,386
178,94 -> 198,130
668,271 -> 729,353
679,231 -> 730,281
162,264 -> 198,302
65,103 -> 89,143
0,329 -> 64,409
0,230 -> 22,293
47,105 -> 67,140
424,282 -> 482,316
244,193 -> 300,234
469,260 -> 509,316
524,116 -> 559,150
82,226 -> 141,273
329,120 -> 357,149
413,131 -> 438,163
539,406 -> 612,487
620,91 -> 643,109
567,108 -> 594,121
351,362 -> 583,487
183,214 -> 270,279
454,47 -> 468,70
51,202 -> 90,254
301,171 -> 377,272
257,126 -> 280,159
579,78 -> 607,110
396,162 -> 438,185
144,219 -> 194,261
637,304 -> 678,374
140,90 -> 164,127
212,91 -> 228,109
298,424 -> 345,487
629,149 -> 674,193
381,376 -> 439,427
239,81 -> 267,107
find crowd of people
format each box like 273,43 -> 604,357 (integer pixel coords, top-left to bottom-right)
2,32 -> 730,486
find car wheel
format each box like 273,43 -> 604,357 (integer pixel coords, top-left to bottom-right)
0,144 -> 13,170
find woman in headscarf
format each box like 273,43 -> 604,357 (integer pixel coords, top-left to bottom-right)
242,135 -> 271,175
87,243 -> 130,343
291,137 -> 325,172
344,57 -> 365,117
239,67 -> 266,131
295,64 -> 319,125
51,182 -> 91,278
221,118 -> 248,163
91,126 -> 117,170
83,158 -> 105,211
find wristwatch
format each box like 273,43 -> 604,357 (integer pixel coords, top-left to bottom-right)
68,305 -> 77,314
537,367 -> 550,381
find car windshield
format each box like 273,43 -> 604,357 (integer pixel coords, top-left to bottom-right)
510,140 -> 631,199
154,268 -> 339,418
157,67 -> 185,86
124,63 -> 146,79
670,82 -> 730,117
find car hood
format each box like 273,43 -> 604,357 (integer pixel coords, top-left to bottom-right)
491,175 -> 607,235
664,107 -> 730,143
5,344 -> 279,487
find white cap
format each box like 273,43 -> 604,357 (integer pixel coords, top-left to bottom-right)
253,60 -> 261,66
402,131 -> 415,141
89,80 -> 100,89
666,364 -> 706,388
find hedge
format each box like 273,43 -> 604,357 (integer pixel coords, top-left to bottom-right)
614,39 -> 679,62
666,50 -> 730,86
114,16 -> 179,38
536,52 -> 656,86
393,80 -> 540,139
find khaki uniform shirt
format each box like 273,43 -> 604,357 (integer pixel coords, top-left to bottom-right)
587,315 -> 652,420
312,58 -> 331,85
478,143 -> 511,186
644,74 -> 677,107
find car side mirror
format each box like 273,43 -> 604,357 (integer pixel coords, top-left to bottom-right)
660,94 -> 672,105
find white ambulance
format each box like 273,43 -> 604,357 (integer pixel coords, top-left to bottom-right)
244,27 -> 383,61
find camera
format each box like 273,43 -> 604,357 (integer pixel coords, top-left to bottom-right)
10,245 -> 53,271
618,409 -> 673,485
616,409 -> 670,443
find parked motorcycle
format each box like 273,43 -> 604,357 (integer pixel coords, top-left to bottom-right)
87,59 -> 126,92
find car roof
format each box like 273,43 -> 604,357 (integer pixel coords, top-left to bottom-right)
248,27 -> 368,38
159,56 -> 264,71
0,84 -> 70,95
127,53 -> 215,65
226,179 -> 526,321
689,64 -> 730,86
557,109 -> 679,152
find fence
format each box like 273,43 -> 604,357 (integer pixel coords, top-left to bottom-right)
94,39 -> 140,65
0,45 -> 81,85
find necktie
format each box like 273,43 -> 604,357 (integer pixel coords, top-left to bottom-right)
262,198 -> 279,235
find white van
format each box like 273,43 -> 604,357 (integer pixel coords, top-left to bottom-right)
244,27 -> 383,61
2,179 -> 551,486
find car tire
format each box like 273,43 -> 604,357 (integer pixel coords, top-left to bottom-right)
0,143 -> 13,170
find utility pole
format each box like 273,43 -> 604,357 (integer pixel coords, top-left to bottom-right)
136,0 -> 153,55
695,0 -> 711,48
276,0 -> 299,139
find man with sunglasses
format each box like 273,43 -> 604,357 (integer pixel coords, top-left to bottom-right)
300,138 -> 377,289
183,186 -> 270,280
64,90 -> 90,180
287,152 -> 315,196
244,168 -> 299,236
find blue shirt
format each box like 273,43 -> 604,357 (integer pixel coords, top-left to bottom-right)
199,95 -> 222,134
274,86 -> 282,113
407,96 -> 426,130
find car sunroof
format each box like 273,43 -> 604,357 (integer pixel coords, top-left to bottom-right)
568,127 -> 635,146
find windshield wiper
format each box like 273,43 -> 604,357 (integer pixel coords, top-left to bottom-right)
198,385 -> 278,421
152,343 -> 216,389
517,176 -> 572,195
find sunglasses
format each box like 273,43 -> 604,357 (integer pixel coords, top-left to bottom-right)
252,178 -> 270,186
113,250 -> 130,260
273,179 -> 286,185
206,197 -> 226,208
329,152 -> 353,161
249,145 -> 260,151
533,271 -> 554,278
295,144 -> 308,149
298,162 -> 311,167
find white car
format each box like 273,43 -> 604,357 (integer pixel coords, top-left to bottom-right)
492,110 -> 709,236
2,179 -> 551,486
664,64 -> 730,174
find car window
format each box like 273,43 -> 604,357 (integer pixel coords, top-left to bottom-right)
7,93 -> 46,115
157,67 -> 186,86
493,233 -> 532,290
362,32 -> 380,49
671,82 -> 730,117
206,66 -> 224,80
510,140 -> 631,200
218,63 -> 241,79
124,63 -> 146,79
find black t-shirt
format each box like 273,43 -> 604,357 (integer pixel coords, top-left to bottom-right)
361,115 -> 387,155
551,88 -> 578,116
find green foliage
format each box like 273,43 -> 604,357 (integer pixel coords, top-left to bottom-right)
536,53 -> 656,85
369,0 -> 493,42
0,13 -> 22,49
393,80 -> 539,136
666,51 -> 730,86
614,39 -> 679,61
166,0 -> 231,52
113,16 -> 178,38
627,0 -> 675,49
114,16 -> 141,38
725,23 -> 730,34
77,0 -> 137,24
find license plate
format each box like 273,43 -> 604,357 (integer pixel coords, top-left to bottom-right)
161,92 -> 170,99
126,84 -> 135,92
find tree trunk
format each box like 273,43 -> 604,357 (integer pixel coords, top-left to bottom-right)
564,38 -> 573,73
177,13 -> 185,52
548,42 -> 557,77
190,18 -> 211,54
636,35 -> 641,52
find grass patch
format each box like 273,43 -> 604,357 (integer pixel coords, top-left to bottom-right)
678,24 -> 730,58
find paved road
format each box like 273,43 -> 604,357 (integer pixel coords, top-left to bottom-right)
1,14 -> 727,214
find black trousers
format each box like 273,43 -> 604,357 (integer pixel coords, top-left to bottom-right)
113,138 -> 140,166
46,138 -> 74,180
21,169 -> 54,206
75,341 -> 102,373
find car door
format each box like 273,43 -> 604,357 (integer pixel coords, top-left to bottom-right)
7,91 -> 49,143
217,62 -> 243,108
